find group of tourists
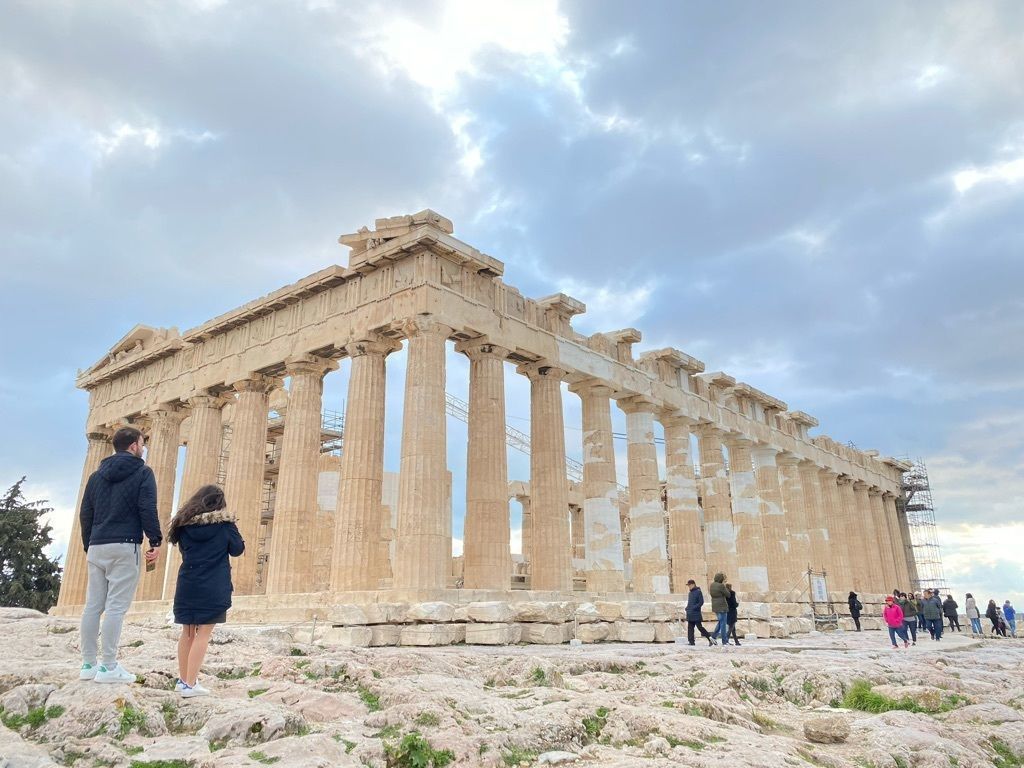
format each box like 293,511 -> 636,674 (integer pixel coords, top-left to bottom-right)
684,572 -> 741,647
856,586 -> 1018,649
77,427 -> 244,698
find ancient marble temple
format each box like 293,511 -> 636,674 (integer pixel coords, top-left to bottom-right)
56,210 -> 915,615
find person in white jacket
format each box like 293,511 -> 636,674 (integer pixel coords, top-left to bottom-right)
965,593 -> 982,635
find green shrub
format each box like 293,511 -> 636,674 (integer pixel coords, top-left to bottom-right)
358,685 -> 381,712
384,732 -> 454,767
117,704 -> 149,739
501,746 -> 538,766
991,737 -> 1023,768
582,706 -> 609,742
414,712 -> 440,727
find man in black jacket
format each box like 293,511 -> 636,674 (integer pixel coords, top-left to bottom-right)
685,579 -> 717,646
78,427 -> 162,684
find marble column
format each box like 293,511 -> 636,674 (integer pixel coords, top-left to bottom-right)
138,406 -> 185,601
776,452 -> 812,589
394,317 -> 452,591
884,492 -> 912,588
57,429 -> 112,606
750,445 -> 792,593
519,361 -> 572,592
895,496 -> 919,587
696,424 -> 736,584
163,392 -> 229,600
660,412 -> 705,593
819,470 -> 853,590
836,477 -> 864,591
798,460 -> 830,573
569,381 -> 625,593
726,437 -> 767,593
331,337 -> 399,591
620,397 -> 670,594
516,494 -> 533,567
224,374 -> 276,595
870,487 -> 900,592
265,355 -> 337,594
457,338 -> 512,591
852,480 -> 885,593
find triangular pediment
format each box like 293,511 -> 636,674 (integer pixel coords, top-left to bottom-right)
80,324 -> 181,379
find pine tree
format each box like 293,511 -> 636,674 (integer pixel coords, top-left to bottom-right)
0,478 -> 62,612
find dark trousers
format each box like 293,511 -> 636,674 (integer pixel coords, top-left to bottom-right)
947,615 -> 961,631
904,620 -> 917,643
687,620 -> 711,644
852,615 -> 861,631
917,614 -> 927,630
728,621 -> 740,643
927,618 -> 943,639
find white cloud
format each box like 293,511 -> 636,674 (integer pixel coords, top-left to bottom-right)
953,155 -> 1024,193
92,122 -> 219,158
554,277 -> 655,334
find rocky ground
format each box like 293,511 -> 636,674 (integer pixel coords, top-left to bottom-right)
2,607 -> 1023,768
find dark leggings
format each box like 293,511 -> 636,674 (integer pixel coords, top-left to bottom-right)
947,615 -> 961,631
904,621 -> 917,642
729,621 -> 739,643
852,615 -> 861,631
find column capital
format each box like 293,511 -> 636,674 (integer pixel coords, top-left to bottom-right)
454,337 -> 510,360
835,474 -> 854,486
517,360 -> 567,381
750,444 -> 779,465
617,395 -> 659,415
142,404 -> 188,428
86,428 -> 112,443
657,410 -> 696,428
401,314 -> 453,340
881,490 -> 897,500
344,335 -> 402,358
284,354 -> 339,377
693,421 -> 725,438
852,479 -> 869,491
776,451 -> 802,467
231,373 -> 280,394
868,486 -> 884,497
186,390 -> 234,410
567,378 -> 614,398
819,467 -> 841,480
723,434 -> 754,449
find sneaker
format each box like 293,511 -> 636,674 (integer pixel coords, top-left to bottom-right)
891,644 -> 899,649
175,679 -> 188,692
904,641 -> 910,648
94,664 -> 136,684
79,663 -> 97,681
181,683 -> 210,698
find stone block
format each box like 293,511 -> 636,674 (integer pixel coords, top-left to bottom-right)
363,603 -> 408,624
520,623 -> 572,644
770,603 -> 804,618
466,601 -> 516,623
576,622 -> 612,643
452,604 -> 470,622
407,602 -> 455,623
739,602 -> 772,620
595,601 -> 622,621
574,602 -> 601,623
400,623 -> 464,646
620,601 -> 653,621
613,621 -> 656,643
649,602 -> 675,622
465,623 -> 521,645
322,626 -> 372,647
324,603 -> 369,625
369,625 -> 402,646
769,620 -> 790,638
786,617 -> 814,634
654,622 -> 688,643
515,601 -> 575,623
804,714 -> 849,743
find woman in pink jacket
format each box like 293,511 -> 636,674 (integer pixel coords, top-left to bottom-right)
883,595 -> 909,648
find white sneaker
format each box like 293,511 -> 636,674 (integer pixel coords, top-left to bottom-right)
181,683 -> 210,698
175,679 -> 187,692
94,664 -> 137,684
79,663 -> 97,681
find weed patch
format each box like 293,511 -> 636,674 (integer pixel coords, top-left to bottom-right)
248,751 -> 280,764
358,685 -> 381,712
384,732 -> 454,767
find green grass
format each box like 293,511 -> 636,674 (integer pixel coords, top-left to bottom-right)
126,639 -> 144,648
664,734 -> 704,750
128,761 -> 190,768
992,737 -> 1023,768
501,746 -> 539,766
582,707 -> 609,742
842,679 -> 967,715
216,667 -> 249,680
332,735 -> 357,753
802,680 -> 816,695
357,685 -> 381,712
384,732 -> 454,768
123,745 -> 144,755
0,704 -> 65,730
530,667 -> 548,686
117,703 -> 148,739
415,712 -> 441,727
373,724 -> 401,740
248,688 -> 269,698
248,751 -> 280,764
289,647 -> 307,656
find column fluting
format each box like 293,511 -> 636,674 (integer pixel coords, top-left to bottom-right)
696,424 -> 736,584
620,397 -> 669,594
660,412 -> 704,593
775,452 -> 812,591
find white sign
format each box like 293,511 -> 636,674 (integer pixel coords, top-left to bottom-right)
810,574 -> 829,604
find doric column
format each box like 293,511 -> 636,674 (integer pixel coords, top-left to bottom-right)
819,470 -> 853,590
727,437 -> 767,593
330,337 -> 400,591
798,460 -> 830,573
618,397 -> 669,594
57,429 -> 112,606
163,392 -> 229,600
224,374 -> 276,595
569,381 -> 625,593
265,355 -> 337,594
660,412 -> 704,593
836,476 -> 864,590
884,492 -> 912,587
776,452 -> 812,589
394,317 -> 452,591
695,424 -> 736,584
456,338 -> 512,590
518,361 -> 572,592
852,480 -> 885,593
137,405 -> 185,601
869,487 -> 900,592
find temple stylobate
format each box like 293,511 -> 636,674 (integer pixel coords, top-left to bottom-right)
55,210 -> 916,639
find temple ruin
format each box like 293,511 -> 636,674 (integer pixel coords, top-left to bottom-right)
53,210 -> 916,643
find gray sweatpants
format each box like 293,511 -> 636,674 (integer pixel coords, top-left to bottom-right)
80,543 -> 141,667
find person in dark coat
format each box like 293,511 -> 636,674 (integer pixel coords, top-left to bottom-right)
943,595 -> 961,632
986,600 -> 1007,636
684,579 -> 716,646
168,484 -> 244,697
726,582 -> 741,646
848,591 -> 863,632
709,572 -> 731,646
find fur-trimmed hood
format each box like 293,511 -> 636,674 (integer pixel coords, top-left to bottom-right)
181,509 -> 237,527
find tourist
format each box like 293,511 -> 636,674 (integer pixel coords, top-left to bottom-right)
922,589 -> 943,641
943,594 -> 961,632
965,593 -> 982,635
847,591 -> 862,632
883,596 -> 909,649
914,592 -> 927,632
985,600 -> 1006,637
726,582 -> 741,646
709,573 -> 731,647
168,484 -> 245,697
1004,601 -> 1017,638
78,427 -> 162,685
898,592 -> 918,645
684,579 -> 716,646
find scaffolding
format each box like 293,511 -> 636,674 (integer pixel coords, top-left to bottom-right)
901,459 -> 948,594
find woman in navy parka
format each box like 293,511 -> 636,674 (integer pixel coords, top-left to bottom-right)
168,484 -> 244,697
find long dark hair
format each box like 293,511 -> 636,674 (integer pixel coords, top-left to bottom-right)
168,484 -> 226,545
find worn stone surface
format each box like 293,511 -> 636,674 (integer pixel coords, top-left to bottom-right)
804,714 -> 851,743
464,623 -> 521,645
4,609 -> 1023,768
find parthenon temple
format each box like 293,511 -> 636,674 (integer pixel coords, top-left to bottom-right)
54,210 -> 916,642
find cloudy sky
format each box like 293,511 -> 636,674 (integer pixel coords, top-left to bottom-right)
2,1 -> 1021,607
